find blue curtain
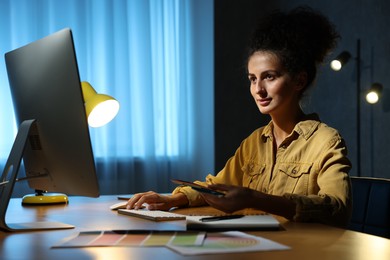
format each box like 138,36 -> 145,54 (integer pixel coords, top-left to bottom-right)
0,0 -> 214,196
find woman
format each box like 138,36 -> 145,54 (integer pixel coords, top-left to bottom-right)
127,6 -> 352,227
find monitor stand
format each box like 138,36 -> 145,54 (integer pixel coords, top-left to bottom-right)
0,119 -> 74,231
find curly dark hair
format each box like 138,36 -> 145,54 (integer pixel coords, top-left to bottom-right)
248,6 -> 340,91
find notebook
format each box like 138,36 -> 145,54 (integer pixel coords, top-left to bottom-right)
186,214 -> 280,231
118,209 -> 186,221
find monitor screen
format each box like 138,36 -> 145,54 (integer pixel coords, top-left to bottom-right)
4,28 -> 99,198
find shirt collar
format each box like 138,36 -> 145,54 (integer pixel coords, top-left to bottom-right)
262,113 -> 321,141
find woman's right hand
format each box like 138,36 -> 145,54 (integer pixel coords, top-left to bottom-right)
126,191 -> 188,211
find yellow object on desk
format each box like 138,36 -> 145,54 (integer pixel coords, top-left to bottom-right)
22,193 -> 69,204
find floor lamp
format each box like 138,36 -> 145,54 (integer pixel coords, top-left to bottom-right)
330,39 -> 383,177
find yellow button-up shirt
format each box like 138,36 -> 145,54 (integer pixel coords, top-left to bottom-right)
173,114 -> 352,226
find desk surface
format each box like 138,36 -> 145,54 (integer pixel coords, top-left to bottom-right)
1,195 -> 389,260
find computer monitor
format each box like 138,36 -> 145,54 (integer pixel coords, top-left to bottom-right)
0,28 -> 99,231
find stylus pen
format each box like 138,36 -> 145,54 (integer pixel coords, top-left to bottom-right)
199,215 -> 244,222
0,180 -> 9,186
191,187 -> 225,197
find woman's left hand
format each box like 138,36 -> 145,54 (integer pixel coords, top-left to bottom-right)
200,183 -> 255,213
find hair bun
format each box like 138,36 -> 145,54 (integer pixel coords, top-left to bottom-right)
250,6 -> 339,64
248,6 -> 340,88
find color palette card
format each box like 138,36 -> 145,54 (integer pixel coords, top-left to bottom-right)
167,231 -> 290,255
53,230 -> 206,248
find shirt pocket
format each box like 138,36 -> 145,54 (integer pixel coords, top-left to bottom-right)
278,162 -> 312,194
241,161 -> 266,188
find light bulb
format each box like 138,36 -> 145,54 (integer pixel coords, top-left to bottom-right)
330,60 -> 342,71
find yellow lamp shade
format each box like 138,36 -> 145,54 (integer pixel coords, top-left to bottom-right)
81,81 -> 120,127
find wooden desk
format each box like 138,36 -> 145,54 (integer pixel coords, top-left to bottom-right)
1,195 -> 389,260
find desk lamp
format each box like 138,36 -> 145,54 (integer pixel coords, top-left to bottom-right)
21,82 -> 119,204
81,81 -> 120,127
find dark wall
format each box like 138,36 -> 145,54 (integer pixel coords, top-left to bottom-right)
214,1 -> 276,172
214,0 -> 390,179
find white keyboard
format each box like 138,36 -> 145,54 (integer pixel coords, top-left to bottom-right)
117,209 -> 186,221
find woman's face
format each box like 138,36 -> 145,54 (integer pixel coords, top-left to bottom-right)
247,51 -> 303,117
